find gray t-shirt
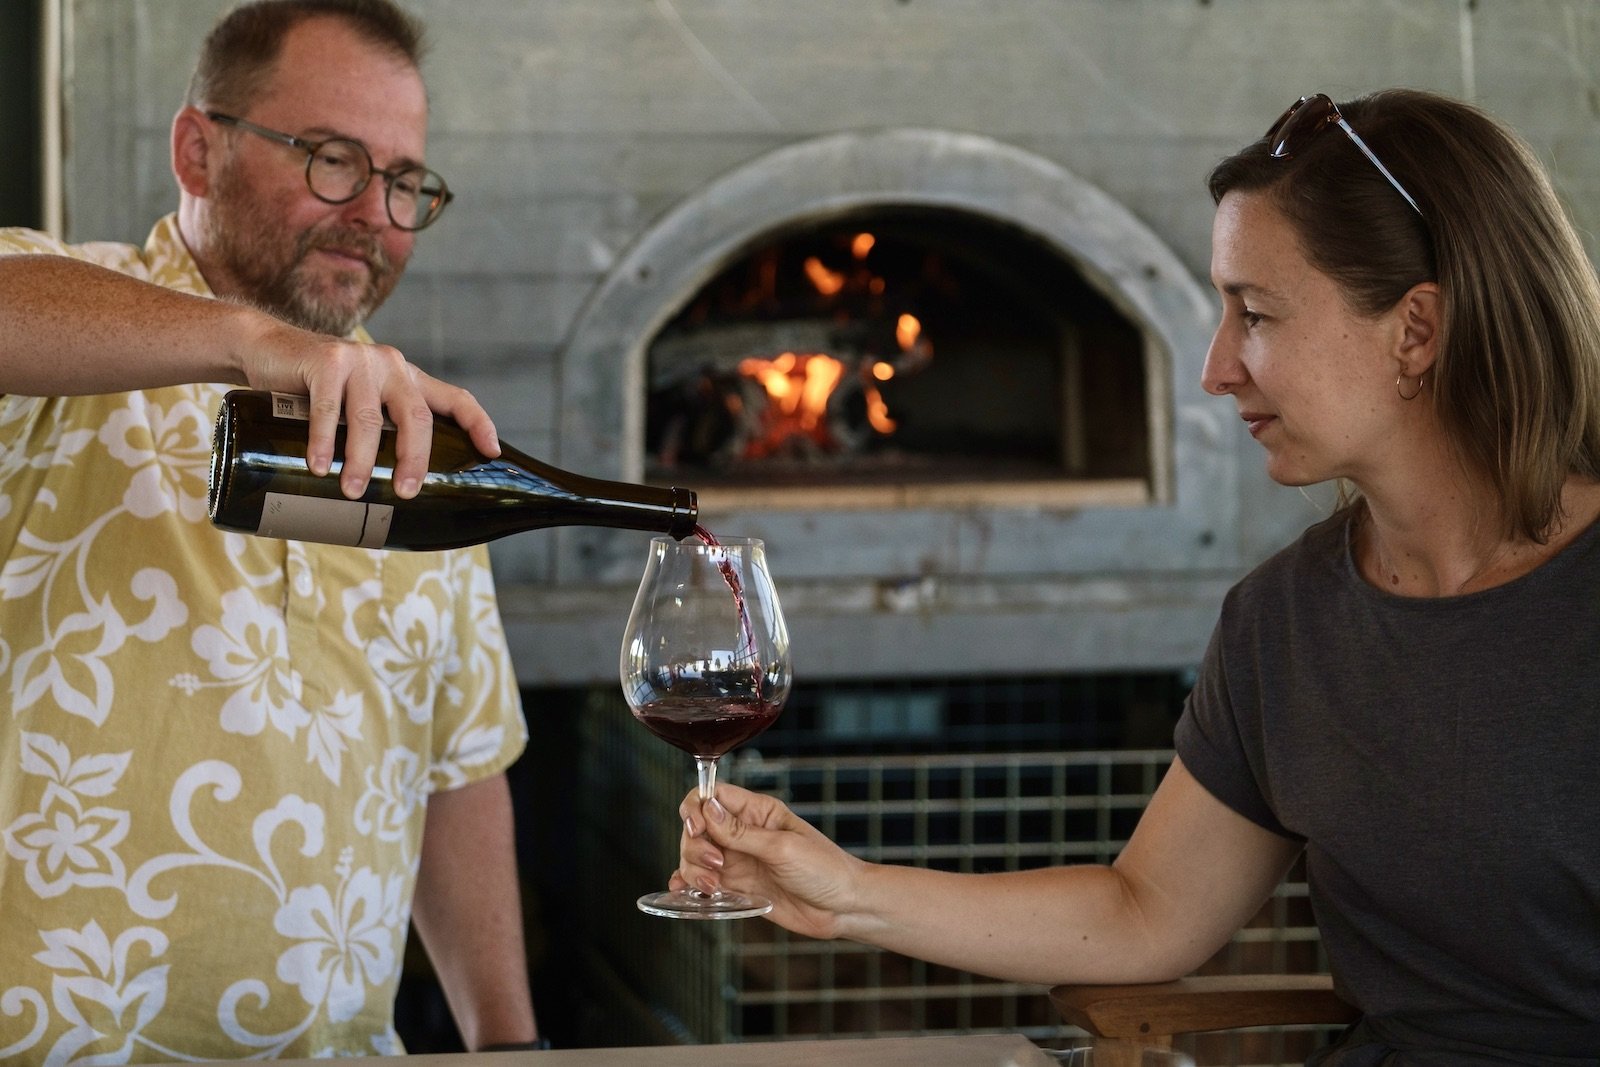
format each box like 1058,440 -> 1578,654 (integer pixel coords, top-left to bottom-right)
1176,507 -> 1600,1065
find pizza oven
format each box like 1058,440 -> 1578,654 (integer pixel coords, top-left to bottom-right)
502,128 -> 1232,684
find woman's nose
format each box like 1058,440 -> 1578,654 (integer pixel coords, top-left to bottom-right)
1200,326 -> 1245,396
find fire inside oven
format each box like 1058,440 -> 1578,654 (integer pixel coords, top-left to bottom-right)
643,206 -> 1149,490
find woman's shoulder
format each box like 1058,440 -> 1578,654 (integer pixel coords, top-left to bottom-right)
1242,506 -> 1353,584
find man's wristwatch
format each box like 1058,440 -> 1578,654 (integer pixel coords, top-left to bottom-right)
480,1038 -> 553,1052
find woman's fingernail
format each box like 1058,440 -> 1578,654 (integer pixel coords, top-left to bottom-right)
683,815 -> 699,838
708,797 -> 727,823
706,850 -> 724,869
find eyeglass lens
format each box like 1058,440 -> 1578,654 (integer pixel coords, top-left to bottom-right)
1265,95 -> 1333,159
306,139 -> 448,230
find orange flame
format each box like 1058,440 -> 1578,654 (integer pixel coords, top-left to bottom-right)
732,241 -> 925,454
896,313 -> 921,351
737,352 -> 846,457
864,384 -> 896,434
803,256 -> 845,297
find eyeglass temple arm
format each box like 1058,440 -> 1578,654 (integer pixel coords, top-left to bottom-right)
1334,117 -> 1423,217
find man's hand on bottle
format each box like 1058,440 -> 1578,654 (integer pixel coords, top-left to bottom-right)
238,317 -> 501,499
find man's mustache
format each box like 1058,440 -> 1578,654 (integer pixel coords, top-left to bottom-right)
299,231 -> 392,277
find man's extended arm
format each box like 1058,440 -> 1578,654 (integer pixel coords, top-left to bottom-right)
0,252 -> 499,497
411,772 -> 540,1050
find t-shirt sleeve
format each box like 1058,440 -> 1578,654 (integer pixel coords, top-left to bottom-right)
1174,608 -> 1303,842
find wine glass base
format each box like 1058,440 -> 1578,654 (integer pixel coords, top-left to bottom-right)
637,888 -> 773,920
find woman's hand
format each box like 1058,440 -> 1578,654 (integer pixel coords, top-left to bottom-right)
675,783 -> 870,942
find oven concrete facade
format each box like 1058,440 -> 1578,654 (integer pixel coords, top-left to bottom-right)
57,0 -> 1600,684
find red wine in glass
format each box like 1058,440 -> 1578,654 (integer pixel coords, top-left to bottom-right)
633,696 -> 782,758
620,534 -> 791,919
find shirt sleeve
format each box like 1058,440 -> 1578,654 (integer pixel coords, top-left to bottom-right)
0,227 -> 64,255
427,544 -> 528,791
1174,603 -> 1303,842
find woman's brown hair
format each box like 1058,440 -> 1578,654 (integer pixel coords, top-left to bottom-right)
1209,89 -> 1600,542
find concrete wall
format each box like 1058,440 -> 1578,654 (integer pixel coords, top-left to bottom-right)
58,0 -> 1600,683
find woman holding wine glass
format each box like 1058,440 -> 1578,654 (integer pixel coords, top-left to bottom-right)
623,531 -> 791,919
673,88 -> 1600,1065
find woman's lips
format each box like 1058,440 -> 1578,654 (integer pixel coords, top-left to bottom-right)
1241,412 -> 1275,437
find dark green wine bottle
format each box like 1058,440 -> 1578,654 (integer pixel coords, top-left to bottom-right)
207,389 -> 697,550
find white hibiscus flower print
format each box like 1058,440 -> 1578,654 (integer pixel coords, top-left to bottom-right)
99,394 -> 213,521
273,855 -> 399,1024
367,591 -> 461,723
190,589 -> 309,738
352,749 -> 426,844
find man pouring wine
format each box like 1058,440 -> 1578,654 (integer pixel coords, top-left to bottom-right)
0,0 -> 545,1058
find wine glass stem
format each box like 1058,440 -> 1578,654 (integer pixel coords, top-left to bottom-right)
696,756 -> 719,801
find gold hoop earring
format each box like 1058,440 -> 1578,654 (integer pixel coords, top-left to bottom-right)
1397,372 -> 1426,401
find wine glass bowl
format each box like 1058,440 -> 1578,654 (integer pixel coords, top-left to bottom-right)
620,535 -> 791,919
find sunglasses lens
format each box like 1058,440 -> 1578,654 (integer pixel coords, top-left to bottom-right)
1267,94 -> 1336,159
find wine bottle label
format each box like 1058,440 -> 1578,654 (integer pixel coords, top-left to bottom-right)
270,392 -> 312,421
258,491 -> 393,549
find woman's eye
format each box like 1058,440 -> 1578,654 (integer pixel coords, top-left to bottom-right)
1241,309 -> 1264,329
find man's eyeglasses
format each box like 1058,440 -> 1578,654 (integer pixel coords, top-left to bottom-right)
1265,94 -> 1423,219
207,112 -> 453,231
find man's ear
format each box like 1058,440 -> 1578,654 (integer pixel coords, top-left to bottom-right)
1396,281 -> 1440,378
172,106 -> 216,196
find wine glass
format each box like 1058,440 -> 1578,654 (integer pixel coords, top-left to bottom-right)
620,535 -> 792,919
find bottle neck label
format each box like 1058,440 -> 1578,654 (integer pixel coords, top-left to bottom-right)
259,491 -> 392,549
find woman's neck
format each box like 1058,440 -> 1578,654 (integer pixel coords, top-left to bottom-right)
1354,475 -> 1600,597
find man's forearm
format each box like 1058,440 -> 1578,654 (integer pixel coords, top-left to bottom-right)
0,254 -> 251,395
412,772 -> 539,1050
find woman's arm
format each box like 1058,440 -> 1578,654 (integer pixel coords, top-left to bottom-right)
677,757 -> 1301,986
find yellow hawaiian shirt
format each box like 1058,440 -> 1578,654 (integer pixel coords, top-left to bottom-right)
0,217 -> 527,1063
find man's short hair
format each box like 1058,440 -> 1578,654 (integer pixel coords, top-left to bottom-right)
185,0 -> 428,114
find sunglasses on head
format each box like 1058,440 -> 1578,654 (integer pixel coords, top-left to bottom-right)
1266,93 -> 1424,219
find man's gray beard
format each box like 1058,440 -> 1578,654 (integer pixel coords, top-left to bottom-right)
268,262 -> 374,337
227,288 -> 363,339
233,238 -> 389,338
201,164 -> 398,338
